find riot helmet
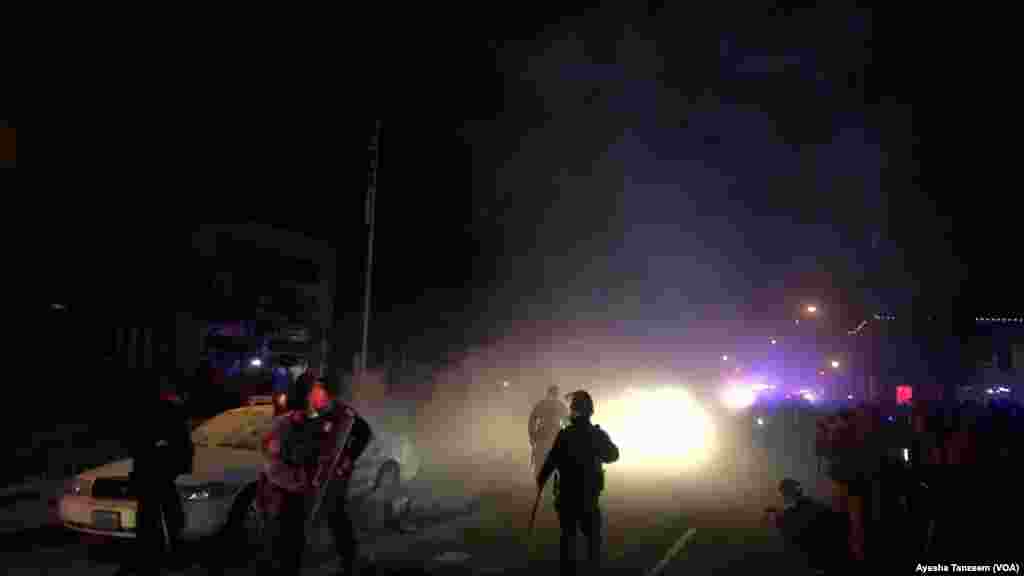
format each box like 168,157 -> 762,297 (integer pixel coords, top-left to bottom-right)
566,390 -> 595,420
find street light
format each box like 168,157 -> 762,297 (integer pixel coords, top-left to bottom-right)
722,355 -> 729,361
806,305 -> 818,314
831,360 -> 840,369
770,339 -> 777,345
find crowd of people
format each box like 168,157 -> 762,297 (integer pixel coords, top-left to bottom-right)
110,363 -> 1021,575
116,368 -> 373,576
785,396 -> 1024,571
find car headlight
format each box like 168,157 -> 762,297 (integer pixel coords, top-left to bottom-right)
64,477 -> 90,496
178,482 -> 229,502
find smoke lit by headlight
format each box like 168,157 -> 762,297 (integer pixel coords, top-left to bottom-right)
719,385 -> 755,411
598,383 -> 717,474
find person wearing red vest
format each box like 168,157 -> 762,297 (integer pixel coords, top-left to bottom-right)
259,370 -> 373,576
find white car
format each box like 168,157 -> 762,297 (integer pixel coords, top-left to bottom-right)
58,401 -> 420,542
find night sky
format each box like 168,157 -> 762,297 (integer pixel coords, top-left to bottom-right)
39,4 -> 1015,374
346,5 -> 948,368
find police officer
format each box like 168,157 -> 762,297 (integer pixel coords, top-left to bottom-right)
264,370 -> 318,576
118,373 -> 194,575
310,391 -> 373,576
537,390 -> 619,576
528,385 -> 569,475
263,370 -> 373,576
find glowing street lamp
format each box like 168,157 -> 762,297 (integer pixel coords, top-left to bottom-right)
831,360 -> 840,369
770,338 -> 778,345
722,355 -> 729,362
806,305 -> 818,314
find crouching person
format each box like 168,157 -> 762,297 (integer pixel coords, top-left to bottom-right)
764,478 -> 849,575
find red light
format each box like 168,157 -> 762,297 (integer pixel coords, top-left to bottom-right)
896,386 -> 913,405
310,385 -> 329,411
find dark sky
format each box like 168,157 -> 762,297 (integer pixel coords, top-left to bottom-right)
307,3 -> 1008,370
40,4 -> 1014,372
344,4 -> 950,367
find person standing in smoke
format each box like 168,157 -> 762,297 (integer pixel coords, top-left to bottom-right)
537,389 -> 619,576
528,385 -> 569,477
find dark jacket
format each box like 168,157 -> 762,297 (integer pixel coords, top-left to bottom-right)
538,418 -> 619,511
775,496 -> 848,567
131,396 -> 194,482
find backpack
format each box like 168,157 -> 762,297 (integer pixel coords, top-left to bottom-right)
279,413 -> 324,467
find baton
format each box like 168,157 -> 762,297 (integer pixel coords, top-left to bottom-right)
527,482 -> 543,535
159,501 -> 171,553
309,415 -> 356,528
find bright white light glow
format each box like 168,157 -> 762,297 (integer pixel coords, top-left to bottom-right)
847,394 -> 854,400
502,381 -> 510,388
806,305 -> 818,313
802,392 -> 816,402
756,417 -> 764,426
770,339 -> 777,345
831,360 -> 840,369
599,383 -> 717,474
722,355 -> 729,361
751,383 -> 776,391
720,385 -> 756,411
250,358 -> 262,367
903,448 -> 910,462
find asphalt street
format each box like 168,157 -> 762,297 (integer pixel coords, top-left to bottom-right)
1,420 -> 826,575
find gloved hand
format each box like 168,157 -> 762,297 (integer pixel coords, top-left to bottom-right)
336,457 -> 355,478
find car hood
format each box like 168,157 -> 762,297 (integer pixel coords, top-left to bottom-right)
79,446 -> 264,487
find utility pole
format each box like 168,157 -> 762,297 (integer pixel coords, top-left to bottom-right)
360,121 -> 380,386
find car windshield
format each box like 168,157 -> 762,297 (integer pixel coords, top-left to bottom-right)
191,406 -> 273,451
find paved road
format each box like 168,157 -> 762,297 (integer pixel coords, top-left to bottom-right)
1,425 -> 826,575
0,470 -> 485,576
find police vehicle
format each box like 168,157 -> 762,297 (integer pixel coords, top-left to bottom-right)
58,397 -> 420,542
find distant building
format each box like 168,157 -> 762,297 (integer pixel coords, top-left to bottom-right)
50,224 -> 337,402
192,224 -> 337,379
962,316 -> 1024,404
850,313 -> 1023,406
849,313 -> 961,406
